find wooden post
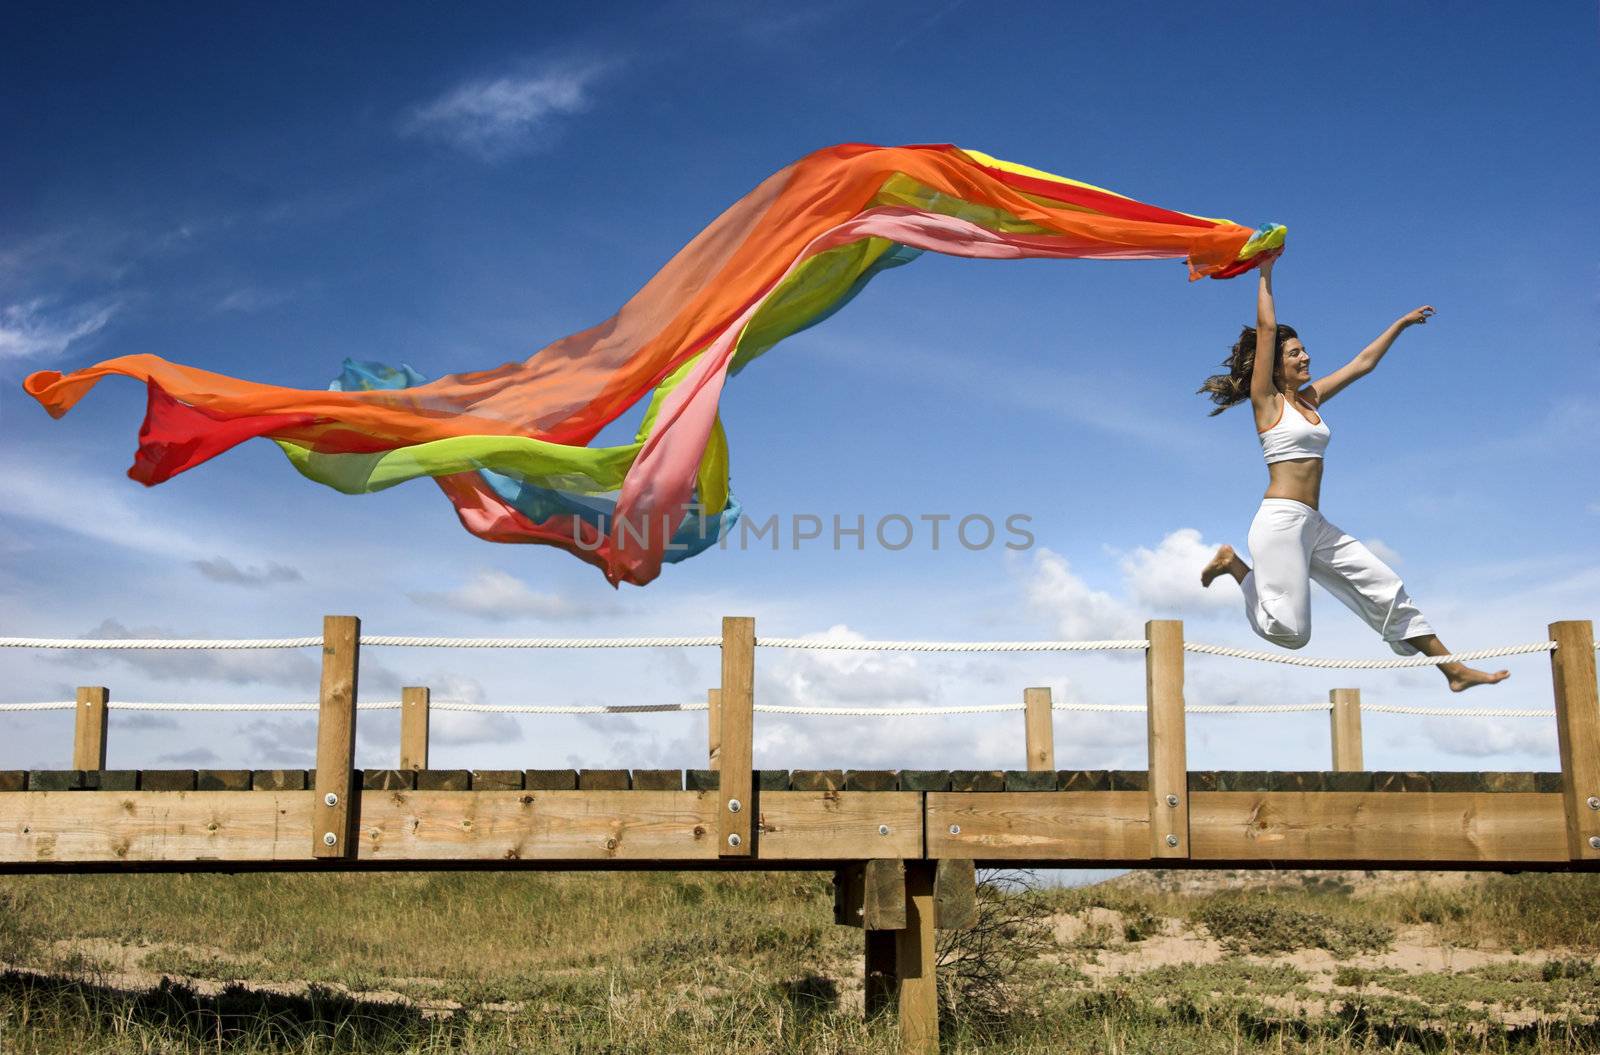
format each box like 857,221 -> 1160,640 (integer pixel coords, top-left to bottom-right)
400,686 -> 429,771
1146,619 -> 1188,859
718,616 -> 754,858
1023,687 -> 1054,771
895,860 -> 939,1055
707,687 -> 722,768
72,686 -> 109,770
312,615 -> 361,860
1329,688 -> 1363,771
1550,620 -> 1600,861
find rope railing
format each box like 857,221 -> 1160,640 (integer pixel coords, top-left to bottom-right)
0,698 -> 1556,719
4,634 -> 1587,669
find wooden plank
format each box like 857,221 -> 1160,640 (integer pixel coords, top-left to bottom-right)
416,770 -> 470,791
949,770 -> 1003,792
400,686 -> 429,771
833,863 -> 863,924
1189,791 -> 1568,863
933,859 -> 977,930
1023,687 -> 1054,771
896,860 -> 939,1055
844,771 -> 897,791
1329,688 -> 1363,770
312,615 -> 360,860
196,770 -> 251,791
927,792 -> 1149,860
85,771 -> 137,791
524,770 -> 577,791
140,770 -> 196,792
578,770 -> 629,791
790,770 -> 844,792
1004,771 -> 1053,792
472,770 -> 524,791
0,772 -> 26,792
1550,620 -> 1600,861
1145,619 -> 1187,859
252,770 -> 307,791
28,771 -> 82,792
362,770 -> 415,791
718,616 -> 754,857
1057,770 -> 1110,792
354,790 -> 717,861
631,770 -> 684,791
0,791 -> 312,862
72,687 -> 110,771
899,771 -> 951,792
755,791 -> 922,860
707,687 -> 721,768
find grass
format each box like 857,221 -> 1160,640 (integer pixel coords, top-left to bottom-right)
2,869 -> 1598,1053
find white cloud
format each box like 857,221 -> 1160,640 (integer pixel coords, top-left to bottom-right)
1422,718 -> 1556,760
1023,547 -> 1139,640
0,298 -> 117,359
402,62 -> 608,159
409,570 -> 617,621
1116,528 -> 1234,615
0,462 -> 214,557
193,557 -> 303,588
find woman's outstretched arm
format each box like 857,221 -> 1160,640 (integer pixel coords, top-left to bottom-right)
1307,305 -> 1434,405
1249,256 -> 1281,430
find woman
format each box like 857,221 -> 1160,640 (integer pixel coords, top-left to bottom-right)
1196,255 -> 1508,691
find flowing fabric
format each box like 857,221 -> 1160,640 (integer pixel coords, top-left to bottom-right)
24,143 -> 1284,586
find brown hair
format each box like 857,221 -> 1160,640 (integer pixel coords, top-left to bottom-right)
1196,323 -> 1300,416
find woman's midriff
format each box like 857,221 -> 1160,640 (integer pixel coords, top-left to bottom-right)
1265,458 -> 1323,509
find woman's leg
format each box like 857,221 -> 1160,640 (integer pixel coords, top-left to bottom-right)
1238,501 -> 1316,649
1307,519 -> 1509,691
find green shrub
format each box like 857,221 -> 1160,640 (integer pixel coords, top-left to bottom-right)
1195,896 -> 1393,956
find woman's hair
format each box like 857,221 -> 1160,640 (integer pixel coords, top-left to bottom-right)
1196,323 -> 1300,415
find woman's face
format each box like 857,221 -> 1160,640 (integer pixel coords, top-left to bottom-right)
1277,338 -> 1312,389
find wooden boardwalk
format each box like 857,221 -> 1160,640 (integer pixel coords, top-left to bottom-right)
2,615 -> 1596,1053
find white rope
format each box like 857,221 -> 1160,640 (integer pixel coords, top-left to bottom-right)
0,637 -> 321,651
431,701 -> 708,715
1183,640 -> 1558,669
361,635 -> 720,649
755,638 -> 1149,653
1363,704 -> 1556,718
0,701 -> 76,712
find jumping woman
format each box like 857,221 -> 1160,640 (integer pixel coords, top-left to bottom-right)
1197,255 -> 1508,692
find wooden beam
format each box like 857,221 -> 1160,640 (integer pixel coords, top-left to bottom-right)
928,791 -> 1149,859
834,859 -> 907,928
1023,687 -> 1053,771
72,687 -> 109,771
1190,791 -> 1567,862
2,791 -> 313,862
1329,688 -> 1363,771
933,858 -> 977,929
1550,620 -> 1600,861
1145,619 -> 1188,859
756,791 -> 922,860
400,686 -> 429,771
355,790 -> 718,861
718,616 -> 754,858
707,688 -> 722,768
896,860 -> 939,1055
312,615 -> 361,860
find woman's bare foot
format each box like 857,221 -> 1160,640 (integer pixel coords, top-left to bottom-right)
1201,544 -> 1248,588
1444,665 -> 1510,693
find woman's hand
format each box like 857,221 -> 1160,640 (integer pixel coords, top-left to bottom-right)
1397,305 -> 1435,329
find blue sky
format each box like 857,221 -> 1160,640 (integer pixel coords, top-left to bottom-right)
2,2 -> 1596,800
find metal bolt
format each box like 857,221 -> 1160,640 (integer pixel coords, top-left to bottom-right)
1165,793 -> 1180,808
948,824 -> 961,836
1165,834 -> 1180,847
727,833 -> 742,848
322,832 -> 337,846
878,824 -> 891,836
1588,796 -> 1600,811
324,792 -> 339,807
1591,836 -> 1600,850
727,798 -> 742,814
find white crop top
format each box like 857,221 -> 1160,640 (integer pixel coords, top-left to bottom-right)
1258,391 -> 1330,464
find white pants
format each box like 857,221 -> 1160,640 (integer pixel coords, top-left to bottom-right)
1241,498 -> 1434,655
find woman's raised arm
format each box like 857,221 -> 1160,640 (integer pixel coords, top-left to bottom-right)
1250,256 -> 1281,428
1308,305 -> 1435,405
